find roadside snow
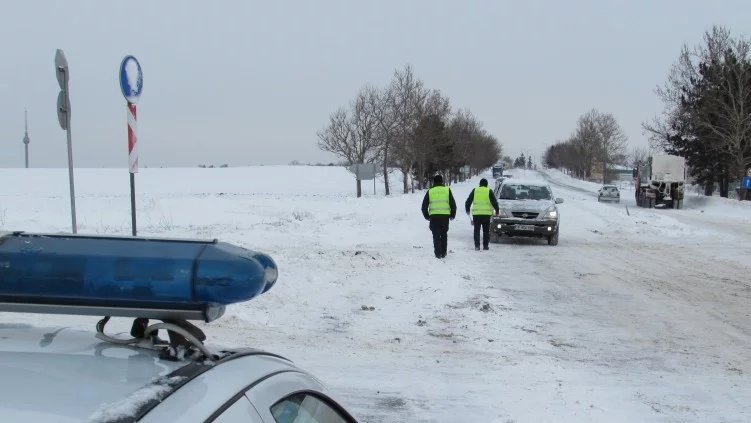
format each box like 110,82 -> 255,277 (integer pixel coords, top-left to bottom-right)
1,166 -> 750,423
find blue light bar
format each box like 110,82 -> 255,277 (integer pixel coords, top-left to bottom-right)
0,231 -> 278,322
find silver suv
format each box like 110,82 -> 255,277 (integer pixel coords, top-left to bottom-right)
491,179 -> 563,246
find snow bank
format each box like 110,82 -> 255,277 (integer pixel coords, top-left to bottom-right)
537,167 -> 605,192
0,166 -> 406,198
682,190 -> 751,219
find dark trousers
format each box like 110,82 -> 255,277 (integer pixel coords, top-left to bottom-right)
472,215 -> 491,248
429,217 -> 450,257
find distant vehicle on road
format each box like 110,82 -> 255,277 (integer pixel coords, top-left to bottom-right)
492,164 -> 504,178
491,179 -> 563,246
633,155 -> 686,209
597,184 -> 620,203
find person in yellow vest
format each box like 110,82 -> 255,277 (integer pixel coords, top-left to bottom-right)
465,178 -> 500,250
421,174 -> 457,259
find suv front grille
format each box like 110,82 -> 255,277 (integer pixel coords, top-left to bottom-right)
512,212 -> 538,219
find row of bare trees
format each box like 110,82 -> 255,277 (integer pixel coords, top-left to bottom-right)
542,108 -> 629,181
317,64 -> 503,196
643,25 -> 751,197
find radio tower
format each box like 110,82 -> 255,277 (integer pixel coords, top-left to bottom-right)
22,109 -> 30,168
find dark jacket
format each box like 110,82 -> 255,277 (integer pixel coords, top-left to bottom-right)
465,187 -> 500,214
421,185 -> 457,220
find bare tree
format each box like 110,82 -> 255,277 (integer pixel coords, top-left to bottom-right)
446,108 -> 480,176
629,146 -> 650,167
571,112 -> 600,178
349,85 -> 380,196
317,62 -> 506,195
569,109 -> 628,180
317,85 -> 380,197
389,64 -> 429,193
412,89 -> 452,188
317,107 -> 353,163
367,86 -> 397,195
593,110 -> 628,179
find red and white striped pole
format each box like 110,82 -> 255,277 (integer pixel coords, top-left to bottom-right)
128,103 -> 138,173
128,102 -> 138,236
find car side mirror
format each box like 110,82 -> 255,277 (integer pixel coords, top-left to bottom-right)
555,198 -> 564,204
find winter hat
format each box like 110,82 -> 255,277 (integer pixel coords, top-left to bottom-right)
433,174 -> 443,185
480,178 -> 488,187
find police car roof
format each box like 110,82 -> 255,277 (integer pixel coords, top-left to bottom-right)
0,320 -> 292,423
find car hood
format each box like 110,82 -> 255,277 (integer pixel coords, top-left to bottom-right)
497,199 -> 555,213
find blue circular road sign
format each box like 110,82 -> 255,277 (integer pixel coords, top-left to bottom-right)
119,55 -> 143,104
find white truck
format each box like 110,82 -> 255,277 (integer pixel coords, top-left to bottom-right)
633,154 -> 686,209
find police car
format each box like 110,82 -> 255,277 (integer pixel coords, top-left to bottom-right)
0,231 -> 360,423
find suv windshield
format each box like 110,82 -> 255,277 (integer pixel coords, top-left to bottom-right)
499,184 -> 552,200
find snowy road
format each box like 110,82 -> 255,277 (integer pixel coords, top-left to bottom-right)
1,167 -> 749,422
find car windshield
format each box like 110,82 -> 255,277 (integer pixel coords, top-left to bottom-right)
499,184 -> 552,200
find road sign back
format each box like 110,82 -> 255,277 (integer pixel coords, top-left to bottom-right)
119,55 -> 143,104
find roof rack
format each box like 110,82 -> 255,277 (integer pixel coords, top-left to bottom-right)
0,231 -> 279,361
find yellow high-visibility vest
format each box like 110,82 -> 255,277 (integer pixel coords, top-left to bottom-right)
472,186 -> 493,215
428,186 -> 451,215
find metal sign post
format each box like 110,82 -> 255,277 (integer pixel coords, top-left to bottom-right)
55,49 -> 77,234
119,55 -> 143,236
347,163 -> 377,197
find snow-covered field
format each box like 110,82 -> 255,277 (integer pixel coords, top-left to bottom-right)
1,166 -> 750,422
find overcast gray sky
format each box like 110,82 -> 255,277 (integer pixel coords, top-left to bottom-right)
1,0 -> 750,168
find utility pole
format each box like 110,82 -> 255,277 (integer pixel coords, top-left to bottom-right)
22,109 -> 30,168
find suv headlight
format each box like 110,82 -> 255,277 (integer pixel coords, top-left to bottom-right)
542,207 -> 558,219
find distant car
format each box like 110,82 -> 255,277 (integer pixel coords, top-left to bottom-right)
597,184 -> 620,203
491,179 -> 563,246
